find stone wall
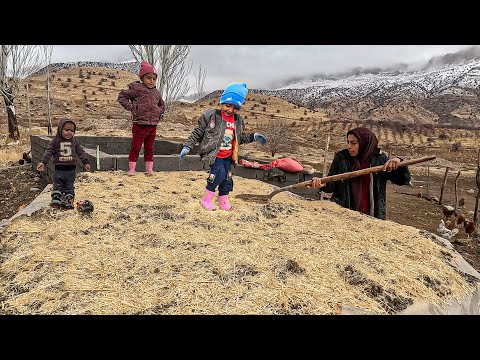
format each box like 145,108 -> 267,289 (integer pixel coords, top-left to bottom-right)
30,135 -> 322,199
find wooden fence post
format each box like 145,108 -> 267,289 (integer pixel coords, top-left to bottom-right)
439,167 -> 450,205
320,133 -> 330,201
426,166 -> 430,197
474,149 -> 480,226
454,171 -> 461,212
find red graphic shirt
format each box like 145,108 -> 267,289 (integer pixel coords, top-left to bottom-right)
216,112 -> 236,159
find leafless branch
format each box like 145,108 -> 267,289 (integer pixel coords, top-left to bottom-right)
128,45 -> 192,109
195,64 -> 207,100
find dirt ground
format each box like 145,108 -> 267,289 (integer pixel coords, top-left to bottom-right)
1,163 -> 479,274
0,165 -> 48,222
386,168 -> 480,272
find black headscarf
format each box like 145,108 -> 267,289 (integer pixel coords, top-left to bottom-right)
346,127 -> 379,212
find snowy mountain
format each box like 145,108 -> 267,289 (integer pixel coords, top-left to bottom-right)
255,59 -> 480,107
32,57 -> 480,127
242,59 -> 480,127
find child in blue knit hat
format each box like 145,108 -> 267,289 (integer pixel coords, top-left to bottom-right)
179,82 -> 267,211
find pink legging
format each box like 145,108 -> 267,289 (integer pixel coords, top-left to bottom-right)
129,124 -> 157,162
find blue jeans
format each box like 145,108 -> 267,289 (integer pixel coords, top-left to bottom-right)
206,157 -> 233,196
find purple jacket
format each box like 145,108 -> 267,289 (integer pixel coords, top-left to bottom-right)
117,81 -> 166,126
41,119 -> 90,167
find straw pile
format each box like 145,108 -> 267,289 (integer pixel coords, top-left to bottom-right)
0,171 -> 476,314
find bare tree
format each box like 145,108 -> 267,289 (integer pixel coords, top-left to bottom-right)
128,45 -> 192,111
0,45 -> 42,140
42,45 -> 54,135
262,118 -> 292,157
194,64 -> 207,100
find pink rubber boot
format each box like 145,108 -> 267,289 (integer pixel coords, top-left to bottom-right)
218,195 -> 231,211
145,161 -> 154,176
200,189 -> 216,211
128,161 -> 136,176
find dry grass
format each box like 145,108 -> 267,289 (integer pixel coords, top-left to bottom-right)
0,171 -> 475,314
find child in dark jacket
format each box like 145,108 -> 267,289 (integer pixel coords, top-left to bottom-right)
117,61 -> 166,176
36,118 -> 91,209
311,127 -> 410,220
179,83 -> 267,211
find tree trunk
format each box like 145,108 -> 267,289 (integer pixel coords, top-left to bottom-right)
4,95 -> 19,140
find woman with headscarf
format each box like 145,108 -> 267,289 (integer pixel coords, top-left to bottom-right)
311,127 -> 411,220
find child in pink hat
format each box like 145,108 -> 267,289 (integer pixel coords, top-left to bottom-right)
118,61 -> 165,176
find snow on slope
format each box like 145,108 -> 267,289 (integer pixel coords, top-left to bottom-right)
257,60 -> 480,106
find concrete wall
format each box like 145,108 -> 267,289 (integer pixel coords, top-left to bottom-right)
30,135 -> 322,199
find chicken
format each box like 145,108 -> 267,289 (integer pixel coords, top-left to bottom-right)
445,219 -> 457,230
464,220 -> 476,238
442,205 -> 455,218
437,220 -> 459,240
458,198 -> 465,208
456,213 -> 466,226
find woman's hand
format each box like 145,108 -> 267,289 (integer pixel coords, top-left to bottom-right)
311,177 -> 326,189
383,157 -> 401,172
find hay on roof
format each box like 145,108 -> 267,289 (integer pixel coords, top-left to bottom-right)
0,171 -> 478,314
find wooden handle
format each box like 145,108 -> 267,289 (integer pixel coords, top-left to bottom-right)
321,155 -> 436,184
276,155 -> 436,192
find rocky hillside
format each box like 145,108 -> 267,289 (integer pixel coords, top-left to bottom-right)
31,61 -> 139,77
21,58 -> 480,128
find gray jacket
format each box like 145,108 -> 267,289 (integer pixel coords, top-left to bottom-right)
184,109 -> 255,165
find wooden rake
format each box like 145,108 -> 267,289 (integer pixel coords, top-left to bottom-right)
235,155 -> 436,203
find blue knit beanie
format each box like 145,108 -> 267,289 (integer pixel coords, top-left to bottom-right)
220,83 -> 248,109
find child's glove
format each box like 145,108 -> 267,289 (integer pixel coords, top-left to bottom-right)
179,146 -> 190,160
254,133 -> 267,145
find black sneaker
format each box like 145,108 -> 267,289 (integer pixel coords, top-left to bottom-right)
61,194 -> 75,210
50,199 -> 62,209
50,190 -> 62,209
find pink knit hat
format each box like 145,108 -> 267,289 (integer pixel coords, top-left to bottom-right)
139,61 -> 157,78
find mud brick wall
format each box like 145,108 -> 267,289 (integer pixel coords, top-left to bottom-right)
30,135 -> 322,199
74,136 -> 201,156
30,135 -> 110,182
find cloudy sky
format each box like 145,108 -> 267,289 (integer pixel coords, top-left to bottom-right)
51,45 -> 475,94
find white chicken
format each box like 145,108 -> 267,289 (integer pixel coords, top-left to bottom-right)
437,220 -> 459,240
